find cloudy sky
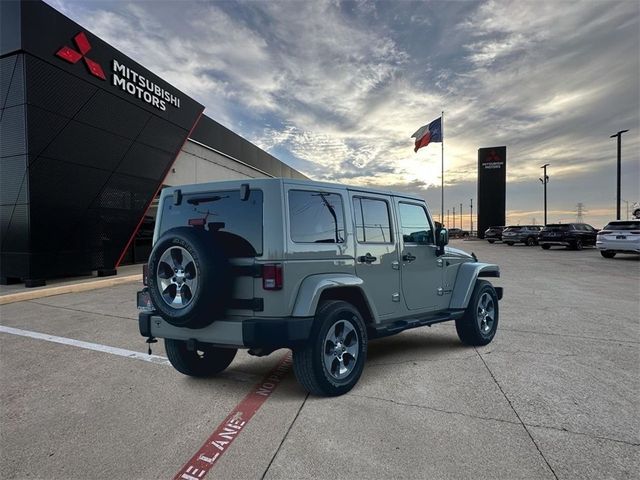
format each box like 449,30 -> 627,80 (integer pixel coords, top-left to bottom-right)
48,0 -> 639,228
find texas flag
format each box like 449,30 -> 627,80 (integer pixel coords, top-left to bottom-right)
411,117 -> 442,152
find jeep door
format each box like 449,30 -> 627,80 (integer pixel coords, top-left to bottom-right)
395,200 -> 447,312
350,193 -> 401,319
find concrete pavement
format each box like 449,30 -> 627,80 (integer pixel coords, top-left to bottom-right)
1,240 -> 638,479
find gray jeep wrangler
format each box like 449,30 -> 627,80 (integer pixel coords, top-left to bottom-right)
137,178 -> 503,396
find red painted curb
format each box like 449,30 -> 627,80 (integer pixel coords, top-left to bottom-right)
174,352 -> 293,480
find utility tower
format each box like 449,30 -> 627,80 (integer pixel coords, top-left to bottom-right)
575,203 -> 587,223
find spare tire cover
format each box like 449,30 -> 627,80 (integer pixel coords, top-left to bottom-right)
147,227 -> 232,329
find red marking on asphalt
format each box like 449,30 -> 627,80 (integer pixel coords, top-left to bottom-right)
173,353 -> 292,480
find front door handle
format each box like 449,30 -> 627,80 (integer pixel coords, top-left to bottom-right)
358,253 -> 377,264
402,253 -> 416,262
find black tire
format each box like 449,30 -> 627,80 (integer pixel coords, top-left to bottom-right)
601,250 -> 616,258
455,280 -> 499,347
165,339 -> 237,377
487,240 -> 495,244
573,239 -> 583,251
526,237 -> 535,246
147,227 -> 231,329
541,244 -> 551,250
293,301 -> 367,396
506,242 -> 514,246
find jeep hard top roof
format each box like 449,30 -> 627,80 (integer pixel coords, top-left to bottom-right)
159,177 -> 426,203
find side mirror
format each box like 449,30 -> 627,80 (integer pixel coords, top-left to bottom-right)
436,228 -> 449,256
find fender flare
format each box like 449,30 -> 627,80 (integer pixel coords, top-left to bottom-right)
449,263 -> 500,310
291,274 -> 377,319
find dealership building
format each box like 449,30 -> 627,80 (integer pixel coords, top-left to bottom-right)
0,0 -> 306,286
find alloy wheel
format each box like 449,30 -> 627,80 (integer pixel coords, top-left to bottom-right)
476,292 -> 495,335
156,246 -> 198,309
323,319 -> 359,379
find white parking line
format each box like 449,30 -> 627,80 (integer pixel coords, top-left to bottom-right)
0,325 -> 258,383
0,324 -> 171,365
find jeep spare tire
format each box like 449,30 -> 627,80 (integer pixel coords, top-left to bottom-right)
147,227 -> 231,329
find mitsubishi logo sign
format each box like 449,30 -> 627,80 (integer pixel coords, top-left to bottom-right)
56,32 -> 106,80
55,31 -> 181,111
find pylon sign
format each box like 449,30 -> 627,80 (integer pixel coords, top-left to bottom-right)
477,147 -> 506,238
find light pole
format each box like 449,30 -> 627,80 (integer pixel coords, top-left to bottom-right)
453,207 -> 456,228
447,209 -> 450,226
470,199 -> 473,234
610,130 -> 629,220
460,203 -> 463,230
539,164 -> 550,225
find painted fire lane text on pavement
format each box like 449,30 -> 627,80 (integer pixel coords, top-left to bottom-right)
174,353 -> 292,480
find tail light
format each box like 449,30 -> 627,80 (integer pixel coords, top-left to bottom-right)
142,264 -> 149,286
598,230 -> 612,235
262,264 -> 283,290
188,218 -> 206,227
631,231 -> 640,234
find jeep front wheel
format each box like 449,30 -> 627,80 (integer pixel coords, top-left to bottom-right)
455,280 -> 499,346
165,339 -> 237,377
293,301 -> 367,396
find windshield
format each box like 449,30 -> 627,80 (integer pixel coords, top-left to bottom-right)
603,221 -> 640,231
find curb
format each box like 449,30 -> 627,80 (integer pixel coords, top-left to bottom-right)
0,274 -> 142,306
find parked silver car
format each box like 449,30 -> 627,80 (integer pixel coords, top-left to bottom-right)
137,179 -> 503,396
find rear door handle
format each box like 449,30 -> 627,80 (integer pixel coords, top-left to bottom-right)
402,253 -> 416,262
358,253 -> 377,264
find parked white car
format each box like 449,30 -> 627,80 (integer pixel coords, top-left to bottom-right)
596,220 -> 640,258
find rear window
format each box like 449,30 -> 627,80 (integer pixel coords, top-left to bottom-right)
160,189 -> 263,256
546,224 -> 571,231
289,190 -> 345,243
604,221 -> 640,230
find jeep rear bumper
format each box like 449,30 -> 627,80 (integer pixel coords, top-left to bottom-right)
139,312 -> 314,349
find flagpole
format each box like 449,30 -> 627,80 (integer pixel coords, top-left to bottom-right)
441,110 -> 444,225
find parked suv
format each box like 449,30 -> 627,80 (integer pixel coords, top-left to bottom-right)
484,226 -> 504,243
137,179 -> 502,396
502,225 -> 543,246
596,220 -> 640,258
539,223 -> 598,250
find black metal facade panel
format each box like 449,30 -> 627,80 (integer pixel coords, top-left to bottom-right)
0,1 -> 204,281
1,55 -> 25,109
477,147 -> 507,239
19,0 -> 203,130
190,115 -> 307,179
0,0 -> 21,57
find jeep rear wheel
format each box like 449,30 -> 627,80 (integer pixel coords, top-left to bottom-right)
147,227 -> 231,329
455,280 -> 499,347
601,250 -> 616,258
293,301 -> 367,396
165,339 -> 237,377
526,237 -> 536,246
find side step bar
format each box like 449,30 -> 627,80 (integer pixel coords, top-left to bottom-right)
369,310 -> 465,339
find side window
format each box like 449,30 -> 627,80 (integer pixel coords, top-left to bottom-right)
398,202 -> 433,245
289,190 -> 345,243
353,197 -> 392,243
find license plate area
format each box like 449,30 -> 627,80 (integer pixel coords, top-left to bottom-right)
616,235 -> 627,239
137,288 -> 154,311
